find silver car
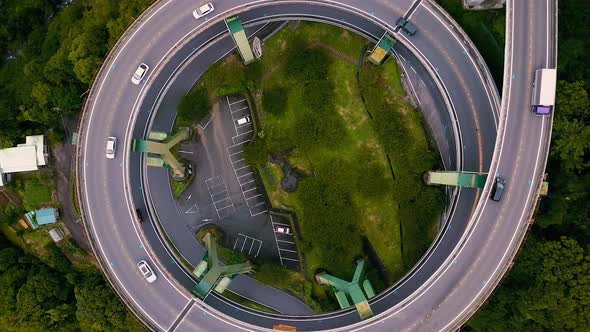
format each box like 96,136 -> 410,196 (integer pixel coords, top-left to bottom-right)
137,260 -> 157,283
105,137 -> 117,159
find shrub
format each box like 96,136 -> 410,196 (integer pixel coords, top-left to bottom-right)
262,87 -> 288,116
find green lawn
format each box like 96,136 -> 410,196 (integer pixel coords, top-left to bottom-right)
191,21 -> 444,311
18,176 -> 54,210
248,22 -> 443,282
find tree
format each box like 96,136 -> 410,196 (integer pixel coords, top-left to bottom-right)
176,87 -> 211,127
470,237 -> 590,331
75,281 -> 129,332
0,248 -> 19,272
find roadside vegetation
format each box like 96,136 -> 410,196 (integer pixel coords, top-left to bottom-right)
192,22 -> 444,311
448,1 -> 590,330
0,1 -> 155,330
437,0 -> 506,86
0,231 -> 146,331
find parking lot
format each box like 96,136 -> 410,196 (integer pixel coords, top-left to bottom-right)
205,176 -> 235,219
271,215 -> 301,271
226,96 -> 269,217
233,233 -> 263,258
166,94 -> 302,269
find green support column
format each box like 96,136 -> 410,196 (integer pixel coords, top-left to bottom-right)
225,15 -> 255,65
132,127 -> 191,180
425,171 -> 488,188
315,259 -> 375,320
368,33 -> 396,65
192,232 -> 254,299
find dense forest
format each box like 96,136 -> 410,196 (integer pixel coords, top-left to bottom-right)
0,0 -> 152,148
467,1 -> 590,330
0,233 -> 144,331
0,0 -> 588,331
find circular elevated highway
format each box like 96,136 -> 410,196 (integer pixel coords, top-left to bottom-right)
77,0 -> 556,331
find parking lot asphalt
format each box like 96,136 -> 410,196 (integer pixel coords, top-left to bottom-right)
172,95 -> 301,271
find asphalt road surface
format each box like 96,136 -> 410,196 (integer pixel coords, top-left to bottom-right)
78,0 -> 555,331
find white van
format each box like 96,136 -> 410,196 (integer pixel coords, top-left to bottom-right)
237,116 -> 251,125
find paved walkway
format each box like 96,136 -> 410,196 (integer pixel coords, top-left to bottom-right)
52,116 -> 92,253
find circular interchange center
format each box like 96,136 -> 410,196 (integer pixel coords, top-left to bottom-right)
154,21 -> 446,315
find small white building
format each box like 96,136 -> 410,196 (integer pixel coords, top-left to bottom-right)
0,135 -> 48,186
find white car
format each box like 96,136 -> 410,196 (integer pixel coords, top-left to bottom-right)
137,260 -> 157,283
105,137 -> 117,159
131,63 -> 149,85
193,3 -> 214,19
276,226 -> 291,235
237,116 -> 251,125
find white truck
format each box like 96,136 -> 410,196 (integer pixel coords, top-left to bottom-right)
531,68 -> 557,115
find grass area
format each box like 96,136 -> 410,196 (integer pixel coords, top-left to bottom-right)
15,174 -> 54,210
171,178 -> 190,198
169,144 -> 192,198
437,0 -> 505,87
191,21 -> 444,311
249,22 -> 443,282
221,290 -> 280,314
22,228 -> 53,255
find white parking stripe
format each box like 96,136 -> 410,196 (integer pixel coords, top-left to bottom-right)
250,209 -> 268,217
281,257 -> 299,262
277,239 -> 295,244
228,99 -> 245,105
231,106 -> 249,113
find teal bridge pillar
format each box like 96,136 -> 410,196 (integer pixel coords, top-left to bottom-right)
315,259 -> 375,320
425,171 -> 488,188
191,232 -> 253,299
225,15 -> 255,65
131,128 -> 191,180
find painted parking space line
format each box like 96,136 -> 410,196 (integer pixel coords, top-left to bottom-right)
240,179 -> 255,186
272,222 -> 291,227
243,187 -> 257,194
234,233 -> 263,258
228,98 -> 245,105
237,171 -> 254,179
205,176 -> 234,220
185,204 -> 198,214
250,207 -> 268,217
224,96 -> 270,217
281,257 -> 299,262
270,215 -> 301,270
231,106 -> 249,113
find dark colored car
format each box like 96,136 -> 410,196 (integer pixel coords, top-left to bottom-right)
135,209 -> 144,224
396,17 -> 417,36
490,177 -> 506,202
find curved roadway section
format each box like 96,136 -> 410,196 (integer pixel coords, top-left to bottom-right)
77,0 -> 555,331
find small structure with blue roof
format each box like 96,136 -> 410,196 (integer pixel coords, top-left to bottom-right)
25,208 -> 58,229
